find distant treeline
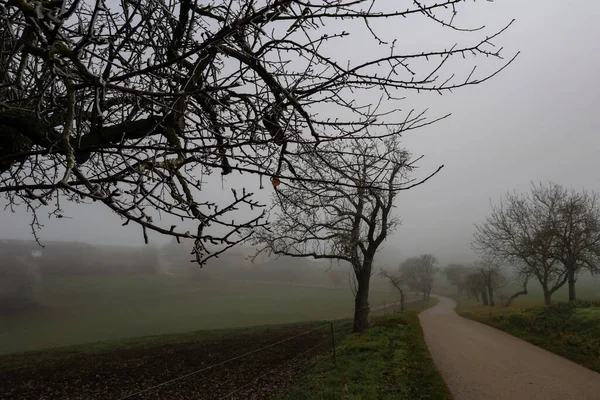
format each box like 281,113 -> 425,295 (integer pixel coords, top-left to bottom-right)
0,240 -> 159,277
0,240 -> 161,312
0,239 -> 386,313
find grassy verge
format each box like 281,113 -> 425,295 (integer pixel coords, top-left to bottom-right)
457,299 -> 600,373
278,299 -> 451,400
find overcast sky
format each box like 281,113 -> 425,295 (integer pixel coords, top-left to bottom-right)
1,0 -> 599,265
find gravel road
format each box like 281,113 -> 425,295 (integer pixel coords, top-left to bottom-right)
419,296 -> 600,400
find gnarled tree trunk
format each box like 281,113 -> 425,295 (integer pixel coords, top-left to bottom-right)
353,266 -> 372,332
504,277 -> 528,307
543,291 -> 552,305
481,290 -> 489,306
488,286 -> 495,307
567,269 -> 577,302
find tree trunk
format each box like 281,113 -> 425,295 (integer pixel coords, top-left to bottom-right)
400,292 -> 405,311
352,269 -> 371,333
488,286 -> 495,307
567,269 -> 577,302
474,291 -> 480,302
504,278 -> 528,307
543,290 -> 552,306
481,290 -> 489,306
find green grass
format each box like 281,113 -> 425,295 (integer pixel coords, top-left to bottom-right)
0,275 -> 403,354
278,299 -> 451,400
457,299 -> 600,373
0,296 -> 446,399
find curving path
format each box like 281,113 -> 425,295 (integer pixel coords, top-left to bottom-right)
419,296 -> 600,400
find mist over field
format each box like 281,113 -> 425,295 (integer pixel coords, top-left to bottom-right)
1,4 -> 600,398
0,239 -> 409,353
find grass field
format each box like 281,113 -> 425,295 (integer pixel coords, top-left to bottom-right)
279,299 -> 452,400
456,293 -> 600,373
0,299 -> 444,399
0,318 -> 353,399
0,275 -> 404,354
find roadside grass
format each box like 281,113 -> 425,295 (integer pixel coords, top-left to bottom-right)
457,298 -> 600,373
0,275 -> 404,354
278,299 -> 451,400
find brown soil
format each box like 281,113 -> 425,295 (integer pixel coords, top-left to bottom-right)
0,322 -> 344,400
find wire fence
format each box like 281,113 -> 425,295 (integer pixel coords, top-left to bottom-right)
116,300 -> 404,400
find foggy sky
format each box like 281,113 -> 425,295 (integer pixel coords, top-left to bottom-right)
1,0 -> 599,265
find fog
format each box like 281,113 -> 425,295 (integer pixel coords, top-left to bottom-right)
2,1 -> 600,356
3,1 -> 599,265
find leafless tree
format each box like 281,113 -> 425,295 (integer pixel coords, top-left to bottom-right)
474,182 -> 600,304
464,270 -> 487,305
503,275 -> 528,307
473,184 -> 566,305
0,0 -> 516,264
444,263 -> 470,295
399,254 -> 438,301
445,261 -> 521,306
551,187 -> 600,301
254,137 -> 421,332
380,269 -> 405,311
472,260 -> 506,307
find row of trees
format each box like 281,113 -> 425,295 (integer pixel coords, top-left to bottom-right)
445,262 -> 510,307
381,254 -> 440,311
473,182 -> 600,305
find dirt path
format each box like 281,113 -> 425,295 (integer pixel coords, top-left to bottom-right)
419,296 -> 600,400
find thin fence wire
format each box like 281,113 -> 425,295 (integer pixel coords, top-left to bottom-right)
217,338 -> 332,400
216,301 -> 403,399
116,321 -> 332,400
116,300 -> 402,399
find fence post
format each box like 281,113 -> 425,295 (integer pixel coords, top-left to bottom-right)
330,321 -> 337,367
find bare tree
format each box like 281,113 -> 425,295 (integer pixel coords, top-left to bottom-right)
474,182 -> 600,304
399,254 -> 438,301
0,1 -> 516,263
503,275 -> 529,307
464,271 -> 487,305
474,184 -> 568,305
551,188 -> 600,301
472,261 -> 506,307
380,270 -> 405,311
254,137 -> 421,332
444,263 -> 470,295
